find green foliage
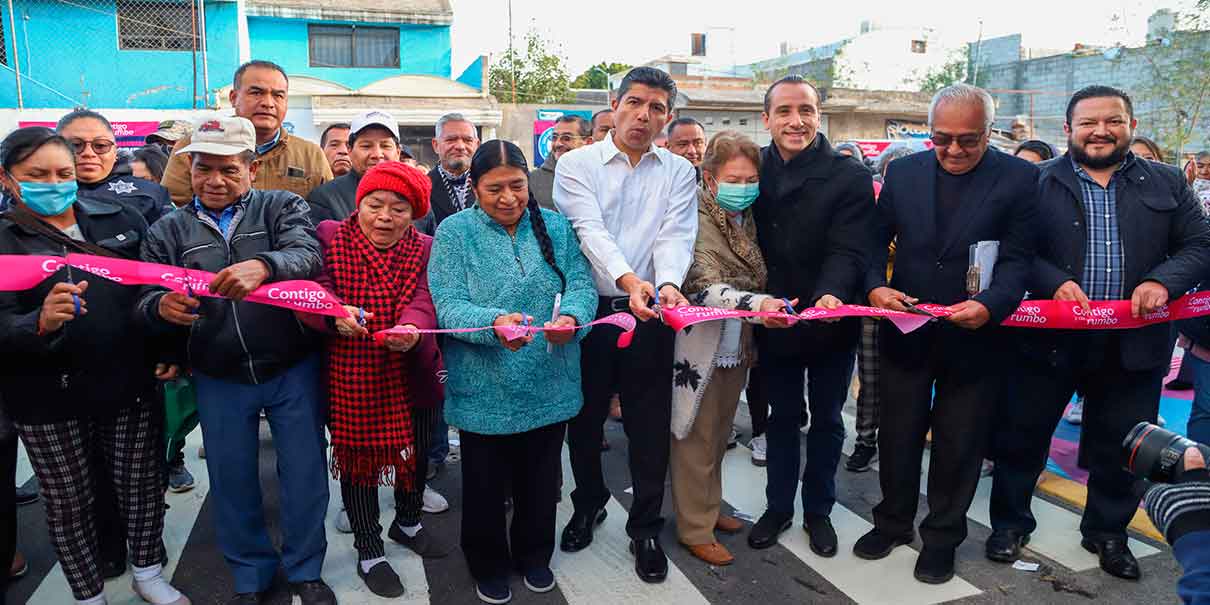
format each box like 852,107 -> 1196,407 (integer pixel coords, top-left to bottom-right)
571,62 -> 632,89
915,52 -> 969,93
488,29 -> 575,104
1138,9 -> 1210,160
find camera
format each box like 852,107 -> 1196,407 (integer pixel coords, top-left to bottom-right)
1123,421 -> 1210,483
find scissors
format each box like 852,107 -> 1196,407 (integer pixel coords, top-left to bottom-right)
901,298 -> 939,319
62,246 -> 80,317
781,298 -> 796,315
357,307 -> 366,327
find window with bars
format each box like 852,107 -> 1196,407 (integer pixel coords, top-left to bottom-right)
0,6 -> 8,66
116,0 -> 201,51
308,25 -> 400,68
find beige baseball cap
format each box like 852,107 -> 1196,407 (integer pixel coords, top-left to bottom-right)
176,117 -> 257,156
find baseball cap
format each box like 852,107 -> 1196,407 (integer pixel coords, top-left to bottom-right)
176,117 -> 257,157
147,119 -> 193,143
350,110 -> 400,140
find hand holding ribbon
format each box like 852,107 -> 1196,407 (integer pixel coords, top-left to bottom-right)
38,280 -> 88,334
543,315 -> 578,345
382,324 -> 419,352
758,297 -> 799,328
373,312 -> 637,349
493,313 -> 534,351
335,305 -> 371,338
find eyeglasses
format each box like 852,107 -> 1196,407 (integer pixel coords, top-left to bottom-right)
553,134 -> 587,144
69,139 -> 116,155
929,132 -> 984,150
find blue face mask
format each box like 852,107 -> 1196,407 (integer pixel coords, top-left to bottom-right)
19,181 -> 77,217
714,181 -> 759,213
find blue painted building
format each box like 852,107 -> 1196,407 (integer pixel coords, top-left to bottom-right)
0,0 -> 466,110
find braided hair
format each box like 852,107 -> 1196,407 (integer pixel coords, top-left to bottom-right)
469,140 -> 566,292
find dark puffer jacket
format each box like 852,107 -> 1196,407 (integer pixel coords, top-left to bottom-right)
137,189 -> 323,384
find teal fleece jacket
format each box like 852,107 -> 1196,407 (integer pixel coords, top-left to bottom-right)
428,206 -> 598,435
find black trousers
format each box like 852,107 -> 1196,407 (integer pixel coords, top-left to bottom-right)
990,334 -> 1163,540
0,398 -> 17,575
873,322 -> 1002,550
460,421 -> 565,582
568,299 -> 675,540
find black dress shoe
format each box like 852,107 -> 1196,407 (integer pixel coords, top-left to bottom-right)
629,538 -> 668,583
358,560 -> 405,598
1081,537 -> 1141,580
14,484 -> 38,506
291,580 -> 337,605
914,546 -> 956,584
985,529 -> 1030,563
853,528 -> 914,560
747,511 -> 792,550
803,514 -> 838,557
560,508 -> 607,552
100,557 -> 126,579
228,593 -> 261,605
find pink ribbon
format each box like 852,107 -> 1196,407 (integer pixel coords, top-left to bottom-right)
660,304 -> 939,334
374,312 -> 637,349
0,253 -> 346,317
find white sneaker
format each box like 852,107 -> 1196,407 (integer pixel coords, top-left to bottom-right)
749,434 -> 767,467
335,507 -> 353,533
422,486 -> 449,514
1064,397 -> 1084,425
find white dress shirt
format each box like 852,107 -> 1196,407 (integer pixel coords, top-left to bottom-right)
553,133 -> 699,297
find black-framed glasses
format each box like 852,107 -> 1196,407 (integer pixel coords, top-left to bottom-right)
69,139 -> 116,155
929,132 -> 984,150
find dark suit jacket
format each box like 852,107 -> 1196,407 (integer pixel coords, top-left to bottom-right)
421,166 -> 476,236
753,133 -> 874,361
866,148 -> 1039,365
1019,153 -> 1210,371
306,170 -> 360,224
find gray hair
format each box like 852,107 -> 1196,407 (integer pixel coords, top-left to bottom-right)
435,113 -> 477,139
928,84 -> 996,133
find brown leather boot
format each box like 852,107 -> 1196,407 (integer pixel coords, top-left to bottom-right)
715,515 -> 744,534
683,542 -> 734,566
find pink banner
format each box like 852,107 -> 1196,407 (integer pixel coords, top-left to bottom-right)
0,254 -> 345,317
20,120 -> 161,148
374,312 -> 637,349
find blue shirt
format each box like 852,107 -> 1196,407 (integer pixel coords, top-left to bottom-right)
255,129 -> 282,157
192,195 -> 245,238
1074,155 -> 1134,300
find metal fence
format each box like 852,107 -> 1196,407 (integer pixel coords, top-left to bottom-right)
2,0 -> 210,108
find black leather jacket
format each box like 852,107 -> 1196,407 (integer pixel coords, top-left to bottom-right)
137,189 -> 323,384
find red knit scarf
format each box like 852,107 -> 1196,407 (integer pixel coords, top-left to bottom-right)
325,217 -> 424,488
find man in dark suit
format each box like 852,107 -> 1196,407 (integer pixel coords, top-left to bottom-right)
988,85 -> 1210,580
418,112 -> 480,236
746,75 -> 875,557
856,83 -> 1039,584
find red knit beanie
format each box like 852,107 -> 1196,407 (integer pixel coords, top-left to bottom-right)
356,161 -> 432,219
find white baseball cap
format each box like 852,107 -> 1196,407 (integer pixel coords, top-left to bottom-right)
350,110 -> 400,140
176,117 -> 257,156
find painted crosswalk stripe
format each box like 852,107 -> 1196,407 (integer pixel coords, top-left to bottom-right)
27,428 -> 212,605
721,443 -> 981,605
841,410 -> 1161,571
551,452 -> 710,605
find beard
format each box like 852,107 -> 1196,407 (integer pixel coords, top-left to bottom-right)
1069,134 -> 1129,170
445,157 -> 468,172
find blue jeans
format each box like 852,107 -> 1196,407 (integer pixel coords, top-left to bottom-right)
1188,355 -> 1210,445
760,350 -> 855,518
194,355 -> 329,594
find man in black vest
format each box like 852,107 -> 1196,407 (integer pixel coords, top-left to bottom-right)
857,84 -> 1038,584
747,75 -> 874,558
989,85 -> 1210,581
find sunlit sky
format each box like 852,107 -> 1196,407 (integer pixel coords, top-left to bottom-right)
448,0 -> 1200,76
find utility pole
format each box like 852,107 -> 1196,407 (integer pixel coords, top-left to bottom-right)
972,19 -> 984,86
7,0 -> 23,108
508,0 -> 516,103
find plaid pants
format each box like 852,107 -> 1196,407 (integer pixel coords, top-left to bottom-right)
855,318 -> 881,448
18,404 -> 166,600
396,405 -> 436,527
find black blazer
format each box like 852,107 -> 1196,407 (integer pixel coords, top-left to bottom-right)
866,148 -> 1038,364
1019,153 -> 1210,371
753,133 -> 875,361
421,166 -> 477,236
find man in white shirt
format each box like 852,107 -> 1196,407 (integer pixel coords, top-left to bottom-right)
554,66 -> 698,584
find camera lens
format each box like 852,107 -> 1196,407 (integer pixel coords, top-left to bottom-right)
1123,421 -> 1191,483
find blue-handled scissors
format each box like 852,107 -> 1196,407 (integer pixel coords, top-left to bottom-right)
62,246 -> 80,317
781,298 -> 795,315
652,287 -> 660,307
357,307 -> 366,327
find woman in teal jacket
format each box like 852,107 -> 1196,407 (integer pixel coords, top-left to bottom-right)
428,139 -> 597,604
